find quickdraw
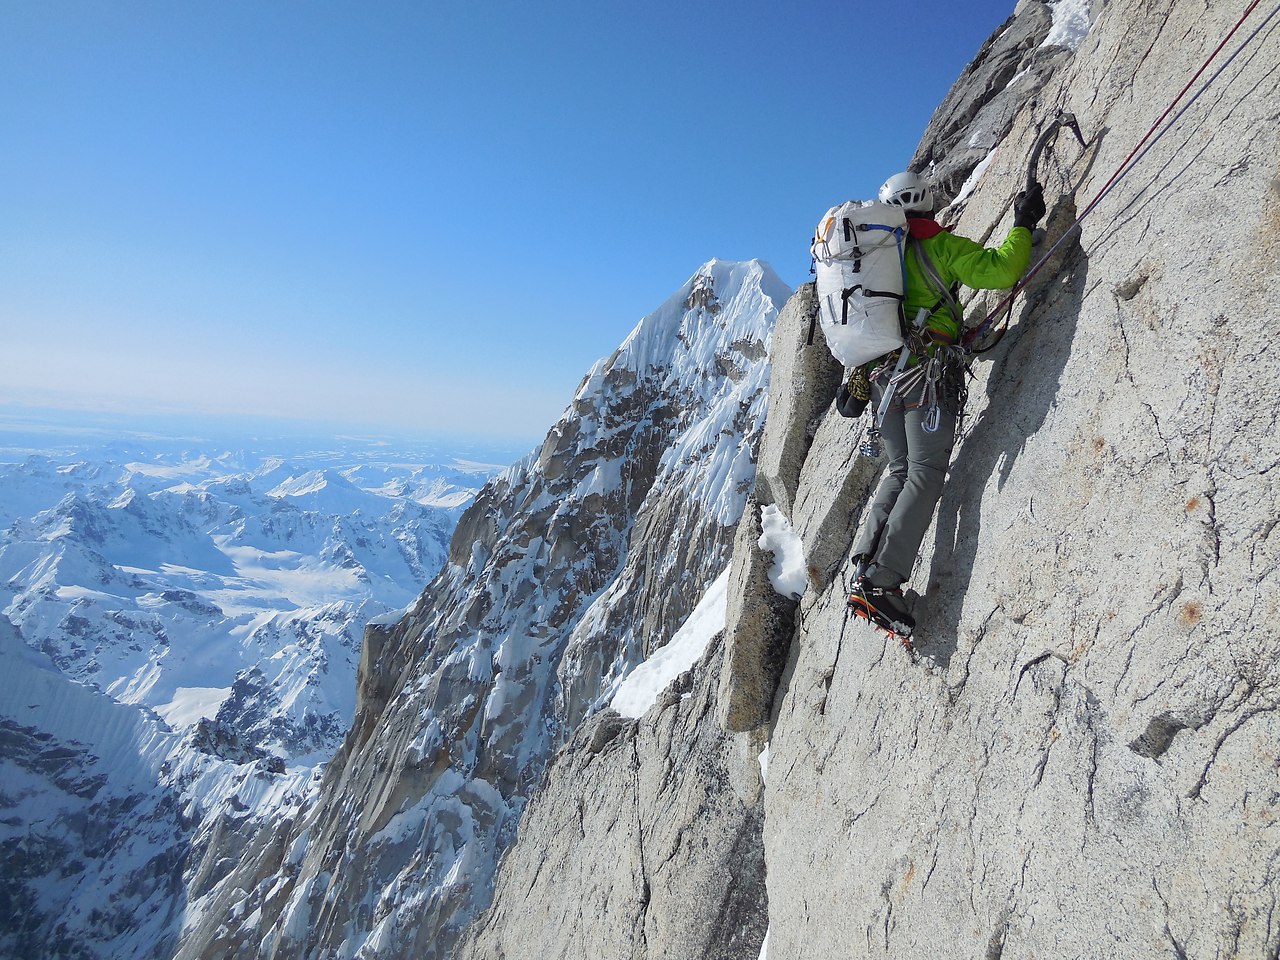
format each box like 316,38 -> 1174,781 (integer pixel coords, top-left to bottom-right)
920,344 -> 968,434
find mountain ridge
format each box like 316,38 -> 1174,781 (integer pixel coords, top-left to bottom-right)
172,257 -> 791,959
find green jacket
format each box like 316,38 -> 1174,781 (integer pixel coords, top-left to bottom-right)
903,221 -> 1033,343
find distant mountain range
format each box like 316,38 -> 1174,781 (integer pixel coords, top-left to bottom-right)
0,433 -> 516,761
0,427 -> 524,955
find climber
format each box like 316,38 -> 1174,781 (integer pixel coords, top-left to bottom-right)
848,169 -> 1045,639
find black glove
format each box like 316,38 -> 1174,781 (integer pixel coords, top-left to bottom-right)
1013,182 -> 1046,230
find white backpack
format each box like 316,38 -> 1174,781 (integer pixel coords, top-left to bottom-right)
810,200 -> 908,367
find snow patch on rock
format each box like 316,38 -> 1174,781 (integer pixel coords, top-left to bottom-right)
612,567 -> 730,718
1042,0 -> 1092,50
758,504 -> 807,600
950,146 -> 999,205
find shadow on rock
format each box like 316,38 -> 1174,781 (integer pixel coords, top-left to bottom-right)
917,199 -> 1090,668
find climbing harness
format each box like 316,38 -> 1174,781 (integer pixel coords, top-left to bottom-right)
964,0 -> 1280,351
857,307 -> 929,457
873,307 -> 931,427
909,237 -> 970,433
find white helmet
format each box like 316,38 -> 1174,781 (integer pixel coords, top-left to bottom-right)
878,171 -> 934,213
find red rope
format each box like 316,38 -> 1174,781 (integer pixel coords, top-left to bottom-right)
964,0 -> 1267,348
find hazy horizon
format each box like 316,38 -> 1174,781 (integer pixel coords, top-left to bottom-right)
0,401 -> 538,464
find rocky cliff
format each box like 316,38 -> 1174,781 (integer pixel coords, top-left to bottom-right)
761,1 -> 1280,955
463,1 -> 1280,958
459,637 -> 766,960
173,259 -> 791,958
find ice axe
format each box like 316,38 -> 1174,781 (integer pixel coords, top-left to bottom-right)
1026,109 -> 1088,192
1022,109 -> 1089,243
966,110 -> 1091,350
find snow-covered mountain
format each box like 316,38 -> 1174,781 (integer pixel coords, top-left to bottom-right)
0,613 -> 317,958
173,258 -> 791,959
0,431 -> 514,956
0,441 -> 505,760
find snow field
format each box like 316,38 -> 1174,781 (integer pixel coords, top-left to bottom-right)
155,685 -> 232,727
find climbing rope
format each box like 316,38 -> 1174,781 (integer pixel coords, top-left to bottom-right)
964,0 -> 1280,350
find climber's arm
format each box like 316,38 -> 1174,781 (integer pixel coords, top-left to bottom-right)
935,227 -> 1033,291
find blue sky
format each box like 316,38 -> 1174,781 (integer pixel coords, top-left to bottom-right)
2,0 -> 1019,443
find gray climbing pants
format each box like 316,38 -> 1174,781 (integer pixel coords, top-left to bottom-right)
852,380 -> 957,588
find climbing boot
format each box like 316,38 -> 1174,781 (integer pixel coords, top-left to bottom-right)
848,580 -> 915,642
851,553 -> 872,582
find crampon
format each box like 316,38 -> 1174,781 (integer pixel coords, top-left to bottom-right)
847,586 -> 915,649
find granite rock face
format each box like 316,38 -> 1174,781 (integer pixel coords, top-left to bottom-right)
750,282 -> 842,517
912,1 -> 1061,203
459,636 -> 767,960
751,2 -> 1280,957
450,6 -> 1278,958
715,497 -> 797,734
718,283 -> 840,732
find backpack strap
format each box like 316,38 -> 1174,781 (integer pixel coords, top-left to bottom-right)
910,237 -> 964,331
